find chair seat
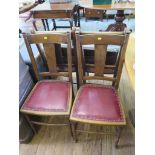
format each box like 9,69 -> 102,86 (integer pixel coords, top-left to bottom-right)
70,85 -> 126,125
20,80 -> 72,115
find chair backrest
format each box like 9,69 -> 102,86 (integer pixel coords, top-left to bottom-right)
75,31 -> 130,89
23,31 -> 72,83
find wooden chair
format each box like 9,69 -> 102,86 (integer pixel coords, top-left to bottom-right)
70,30 -> 130,147
20,31 -> 73,136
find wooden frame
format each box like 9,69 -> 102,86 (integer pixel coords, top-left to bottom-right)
20,31 -> 73,136
75,30 -> 130,89
70,30 -> 130,147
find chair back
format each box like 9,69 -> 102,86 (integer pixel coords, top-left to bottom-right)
75,31 -> 130,89
23,31 -> 72,83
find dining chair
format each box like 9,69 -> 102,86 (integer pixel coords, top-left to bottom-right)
20,31 -> 73,136
70,30 -> 130,147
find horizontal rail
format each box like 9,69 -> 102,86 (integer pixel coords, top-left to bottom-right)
83,76 -> 116,81
39,72 -> 69,77
76,28 -> 131,35
85,64 -> 116,69
31,121 -> 68,126
76,130 -> 114,135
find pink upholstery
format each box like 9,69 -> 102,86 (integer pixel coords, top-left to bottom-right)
21,80 -> 71,113
71,85 -> 125,123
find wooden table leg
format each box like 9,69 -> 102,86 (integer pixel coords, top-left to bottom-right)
73,13 -> 77,27
32,19 -> 38,31
41,19 -> 46,31
77,7 -> 80,27
45,19 -> 50,31
52,19 -> 57,30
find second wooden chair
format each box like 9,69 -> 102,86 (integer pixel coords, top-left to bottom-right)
70,30 -> 130,147
20,31 -> 73,137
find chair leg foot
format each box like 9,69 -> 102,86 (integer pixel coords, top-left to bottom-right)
71,122 -> 78,142
68,119 -> 74,138
115,126 -> 124,148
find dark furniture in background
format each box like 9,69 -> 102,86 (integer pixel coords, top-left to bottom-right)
20,1 -> 135,33
85,8 -> 105,21
31,2 -> 79,31
19,53 -> 34,143
20,38 -> 46,82
79,0 -> 135,31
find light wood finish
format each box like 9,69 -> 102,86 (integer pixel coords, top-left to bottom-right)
124,33 -> 135,130
27,33 -> 69,44
75,30 -> 131,35
77,33 -> 125,45
83,75 -> 116,81
79,0 -> 135,10
31,121 -> 68,126
69,31 -> 130,147
23,33 -> 40,80
20,32 -> 73,137
19,69 -> 135,155
23,32 -> 72,81
94,45 -> 107,76
125,33 -> 135,90
75,31 -> 130,88
39,72 -> 69,77
43,43 -> 57,73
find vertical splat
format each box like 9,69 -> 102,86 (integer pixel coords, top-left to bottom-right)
94,45 -> 107,76
43,43 -> 57,73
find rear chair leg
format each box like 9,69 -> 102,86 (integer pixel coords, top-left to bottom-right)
71,122 -> 78,142
24,114 -> 37,134
67,118 -> 73,138
115,126 -> 124,148
72,87 -> 75,100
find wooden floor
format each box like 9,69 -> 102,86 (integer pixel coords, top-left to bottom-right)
19,66 -> 135,155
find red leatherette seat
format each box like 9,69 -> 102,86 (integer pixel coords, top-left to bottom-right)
70,84 -> 125,125
21,80 -> 72,115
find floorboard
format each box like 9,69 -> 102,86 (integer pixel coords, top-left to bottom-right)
20,65 -> 135,155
